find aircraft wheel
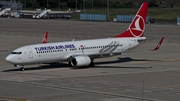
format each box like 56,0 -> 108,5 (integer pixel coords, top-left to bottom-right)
89,62 -> 95,67
68,61 -> 73,67
20,67 -> 25,71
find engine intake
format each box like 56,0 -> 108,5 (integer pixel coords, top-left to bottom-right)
71,56 -> 91,67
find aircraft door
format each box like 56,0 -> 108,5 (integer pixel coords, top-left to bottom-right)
27,48 -> 33,58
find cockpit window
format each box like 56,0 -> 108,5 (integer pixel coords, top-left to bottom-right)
11,52 -> 22,54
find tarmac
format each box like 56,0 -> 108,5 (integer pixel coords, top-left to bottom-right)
0,18 -> 180,101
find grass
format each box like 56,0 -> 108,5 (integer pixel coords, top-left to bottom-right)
71,7 -> 180,22
148,7 -> 180,22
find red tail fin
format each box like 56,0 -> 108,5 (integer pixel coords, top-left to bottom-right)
42,32 -> 48,44
115,2 -> 148,38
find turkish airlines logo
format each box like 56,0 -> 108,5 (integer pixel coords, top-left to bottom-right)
129,15 -> 145,37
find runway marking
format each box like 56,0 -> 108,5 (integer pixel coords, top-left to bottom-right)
45,83 -> 55,86
130,58 -> 180,65
21,67 -> 71,74
76,85 -> 85,87
0,97 -> 27,101
158,84 -> 180,89
3,80 -> 159,101
144,90 -> 152,93
109,88 -> 118,90
92,86 -> 101,89
0,61 -> 6,64
162,58 -> 180,62
160,92 -> 170,94
110,89 -> 135,93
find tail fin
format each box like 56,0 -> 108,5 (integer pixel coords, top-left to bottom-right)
115,2 -> 148,38
42,32 -> 48,44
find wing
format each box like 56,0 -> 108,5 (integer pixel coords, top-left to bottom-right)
64,52 -> 123,62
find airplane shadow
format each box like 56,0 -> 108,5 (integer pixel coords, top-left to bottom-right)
3,57 -> 158,72
94,66 -> 153,69
96,57 -> 157,65
2,63 -> 70,72
93,57 -> 156,69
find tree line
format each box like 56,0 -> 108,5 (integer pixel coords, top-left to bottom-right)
16,0 -> 160,9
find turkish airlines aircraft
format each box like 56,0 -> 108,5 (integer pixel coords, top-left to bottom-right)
5,2 -> 163,71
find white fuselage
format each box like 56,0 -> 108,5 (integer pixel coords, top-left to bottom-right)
6,37 -> 146,66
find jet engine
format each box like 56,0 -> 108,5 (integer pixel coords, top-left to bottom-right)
70,56 -> 91,67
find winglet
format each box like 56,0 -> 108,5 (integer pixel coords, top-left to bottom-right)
42,32 -> 48,44
153,37 -> 164,50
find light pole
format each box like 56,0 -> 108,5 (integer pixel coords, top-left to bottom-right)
92,0 -> 93,12
58,0 -> 60,10
34,0 -> 36,9
142,81 -> 144,101
76,0 -> 77,12
107,0 -> 109,21
47,0 -> 49,8
84,0 -> 85,13
24,0 -> 26,9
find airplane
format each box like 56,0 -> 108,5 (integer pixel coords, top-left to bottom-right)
5,2 -> 164,71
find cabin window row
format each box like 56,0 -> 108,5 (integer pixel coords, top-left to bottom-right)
37,49 -> 63,54
79,44 -> 122,50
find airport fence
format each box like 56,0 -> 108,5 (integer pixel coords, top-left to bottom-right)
80,13 -> 106,21
177,17 -> 180,25
116,15 -> 149,23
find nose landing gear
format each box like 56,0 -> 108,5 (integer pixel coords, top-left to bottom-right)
14,65 -> 24,71
20,67 -> 25,71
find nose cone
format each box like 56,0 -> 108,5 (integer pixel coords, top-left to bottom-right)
6,55 -> 14,63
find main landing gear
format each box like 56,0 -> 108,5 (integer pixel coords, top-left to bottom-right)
89,58 -> 95,67
89,61 -> 95,67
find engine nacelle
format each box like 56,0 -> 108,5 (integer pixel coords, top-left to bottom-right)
70,56 -> 91,67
